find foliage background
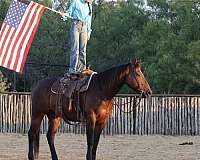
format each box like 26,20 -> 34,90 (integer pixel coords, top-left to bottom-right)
0,0 -> 200,93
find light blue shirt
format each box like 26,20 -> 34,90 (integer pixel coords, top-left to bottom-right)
65,0 -> 92,36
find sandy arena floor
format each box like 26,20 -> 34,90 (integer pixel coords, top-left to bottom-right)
0,133 -> 199,160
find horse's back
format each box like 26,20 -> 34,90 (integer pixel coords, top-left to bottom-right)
32,77 -> 59,96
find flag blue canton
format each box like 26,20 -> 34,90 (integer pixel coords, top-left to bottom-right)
4,0 -> 28,28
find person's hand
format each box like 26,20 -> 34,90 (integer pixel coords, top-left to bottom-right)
60,12 -> 68,21
85,0 -> 92,3
60,12 -> 65,17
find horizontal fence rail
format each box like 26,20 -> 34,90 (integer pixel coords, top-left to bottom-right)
0,92 -> 200,135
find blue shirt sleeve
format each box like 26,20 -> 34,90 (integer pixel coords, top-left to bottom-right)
65,0 -> 76,18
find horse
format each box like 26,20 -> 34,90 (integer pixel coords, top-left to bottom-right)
28,59 -> 152,160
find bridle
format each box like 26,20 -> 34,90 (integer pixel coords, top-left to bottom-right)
115,64 -> 144,113
130,63 -> 146,96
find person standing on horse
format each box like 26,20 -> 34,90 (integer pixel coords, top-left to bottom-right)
60,0 -> 93,79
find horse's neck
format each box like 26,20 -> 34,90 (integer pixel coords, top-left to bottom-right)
96,64 -> 129,99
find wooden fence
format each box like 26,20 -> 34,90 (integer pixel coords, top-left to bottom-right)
0,92 -> 200,135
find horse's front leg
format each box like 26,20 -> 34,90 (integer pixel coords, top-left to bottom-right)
86,112 -> 96,160
46,117 -> 61,160
91,123 -> 105,160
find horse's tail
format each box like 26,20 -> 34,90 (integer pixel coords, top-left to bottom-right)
34,130 -> 40,159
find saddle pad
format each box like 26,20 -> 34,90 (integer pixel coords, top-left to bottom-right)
77,72 -> 97,92
51,72 -> 97,94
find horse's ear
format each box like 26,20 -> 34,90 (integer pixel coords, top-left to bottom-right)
87,65 -> 91,70
131,58 -> 140,67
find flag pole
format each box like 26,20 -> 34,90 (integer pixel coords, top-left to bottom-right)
44,6 -> 73,19
18,0 -> 72,18
45,6 -> 61,14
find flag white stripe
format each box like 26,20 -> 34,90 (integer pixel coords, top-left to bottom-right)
0,25 -> 10,64
2,1 -> 33,69
16,5 -> 43,72
1,27 -> 15,68
10,2 -> 38,70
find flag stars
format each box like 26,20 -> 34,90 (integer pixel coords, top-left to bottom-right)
4,1 -> 28,28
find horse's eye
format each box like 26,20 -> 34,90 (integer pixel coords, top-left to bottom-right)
135,72 -> 140,76
134,68 -> 141,76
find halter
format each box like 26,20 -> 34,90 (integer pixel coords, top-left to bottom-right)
115,64 -> 144,113
130,63 -> 145,96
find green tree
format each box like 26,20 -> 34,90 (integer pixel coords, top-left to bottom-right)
0,71 -> 10,92
0,0 -> 200,94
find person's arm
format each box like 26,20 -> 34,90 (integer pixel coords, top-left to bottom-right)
60,0 -> 76,20
52,0 -> 61,10
66,0 -> 76,17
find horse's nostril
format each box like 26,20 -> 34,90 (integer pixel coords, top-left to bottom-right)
147,90 -> 152,96
141,92 -> 147,98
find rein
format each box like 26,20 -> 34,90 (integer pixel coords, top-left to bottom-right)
115,62 -> 147,113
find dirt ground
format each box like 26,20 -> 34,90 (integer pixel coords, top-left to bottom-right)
0,133 -> 200,160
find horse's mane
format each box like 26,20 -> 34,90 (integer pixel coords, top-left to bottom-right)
93,63 -> 130,92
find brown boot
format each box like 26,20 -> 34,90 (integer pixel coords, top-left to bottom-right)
80,66 -> 95,78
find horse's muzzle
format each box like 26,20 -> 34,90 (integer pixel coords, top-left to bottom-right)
141,89 -> 152,98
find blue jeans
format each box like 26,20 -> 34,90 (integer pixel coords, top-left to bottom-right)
68,20 -> 88,74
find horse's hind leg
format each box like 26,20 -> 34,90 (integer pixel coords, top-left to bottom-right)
28,114 -> 44,160
46,117 -> 61,160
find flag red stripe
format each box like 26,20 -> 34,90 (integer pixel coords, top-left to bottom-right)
20,7 -> 46,72
0,24 -> 6,58
5,28 -> 18,68
0,26 -> 11,63
13,4 -> 40,71
1,28 -> 16,67
0,23 -> 6,43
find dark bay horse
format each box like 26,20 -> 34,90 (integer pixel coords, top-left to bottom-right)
28,59 -> 152,160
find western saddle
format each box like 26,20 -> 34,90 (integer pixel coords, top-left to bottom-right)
50,68 -> 96,121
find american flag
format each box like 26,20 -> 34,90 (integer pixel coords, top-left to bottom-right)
0,0 -> 45,72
